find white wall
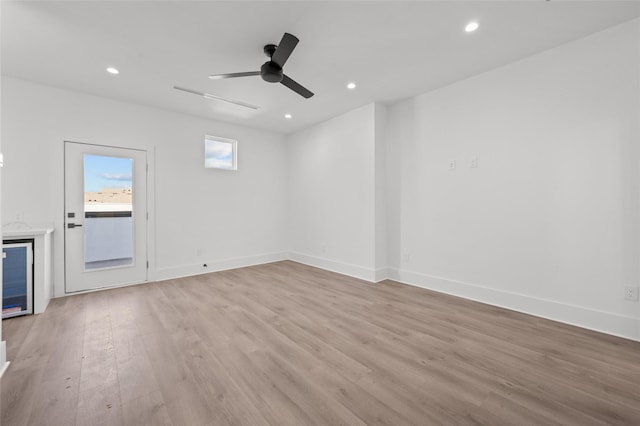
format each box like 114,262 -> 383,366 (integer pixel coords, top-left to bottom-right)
287,103 -> 377,280
387,19 -> 640,340
1,77 -> 288,296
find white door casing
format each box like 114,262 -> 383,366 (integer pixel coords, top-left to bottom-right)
64,142 -> 147,293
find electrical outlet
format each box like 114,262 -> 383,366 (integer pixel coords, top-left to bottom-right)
470,156 -> 478,168
448,159 -> 456,171
402,252 -> 411,264
624,286 -> 639,301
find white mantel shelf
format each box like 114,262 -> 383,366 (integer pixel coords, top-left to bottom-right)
2,222 -> 55,315
3,222 -> 54,237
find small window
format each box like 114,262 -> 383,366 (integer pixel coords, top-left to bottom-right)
205,135 -> 237,170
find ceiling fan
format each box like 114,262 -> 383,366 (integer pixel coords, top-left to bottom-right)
209,32 -> 314,99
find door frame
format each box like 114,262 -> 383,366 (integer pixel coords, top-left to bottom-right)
63,141 -> 151,294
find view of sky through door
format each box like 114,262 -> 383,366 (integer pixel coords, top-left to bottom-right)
83,154 -> 134,270
84,154 -> 133,191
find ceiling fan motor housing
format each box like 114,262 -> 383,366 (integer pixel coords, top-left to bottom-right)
261,61 -> 283,83
206,34 -> 313,98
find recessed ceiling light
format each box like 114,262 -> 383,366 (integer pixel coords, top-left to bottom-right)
284,113 -> 292,119
347,82 -> 357,90
465,22 -> 479,33
106,67 -> 119,75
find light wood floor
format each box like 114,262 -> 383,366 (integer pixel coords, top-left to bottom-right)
2,261 -> 639,425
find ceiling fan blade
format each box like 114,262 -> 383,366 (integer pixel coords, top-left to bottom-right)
173,86 -> 259,110
208,71 -> 261,80
271,33 -> 299,67
281,75 -> 314,99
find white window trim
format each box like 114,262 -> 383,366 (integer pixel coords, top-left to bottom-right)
205,135 -> 237,171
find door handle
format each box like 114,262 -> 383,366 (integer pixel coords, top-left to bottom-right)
67,223 -> 83,228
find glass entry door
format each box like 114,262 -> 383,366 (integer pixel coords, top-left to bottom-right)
64,142 -> 147,293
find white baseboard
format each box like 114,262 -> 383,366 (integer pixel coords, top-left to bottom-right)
55,249 -> 640,342
374,267 -> 389,282
0,362 -> 9,379
388,268 -> 640,342
288,252 -> 377,282
155,251 -> 289,282
0,341 -> 8,379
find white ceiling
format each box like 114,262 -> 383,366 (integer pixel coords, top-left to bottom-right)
2,1 -> 640,134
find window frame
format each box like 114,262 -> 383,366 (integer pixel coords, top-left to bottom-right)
204,135 -> 238,171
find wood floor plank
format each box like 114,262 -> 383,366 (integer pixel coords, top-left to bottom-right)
1,358 -> 49,426
116,353 -> 160,403
75,381 -> 123,426
3,260 -> 640,425
470,392 -> 566,426
121,390 -> 173,426
26,373 -> 80,426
